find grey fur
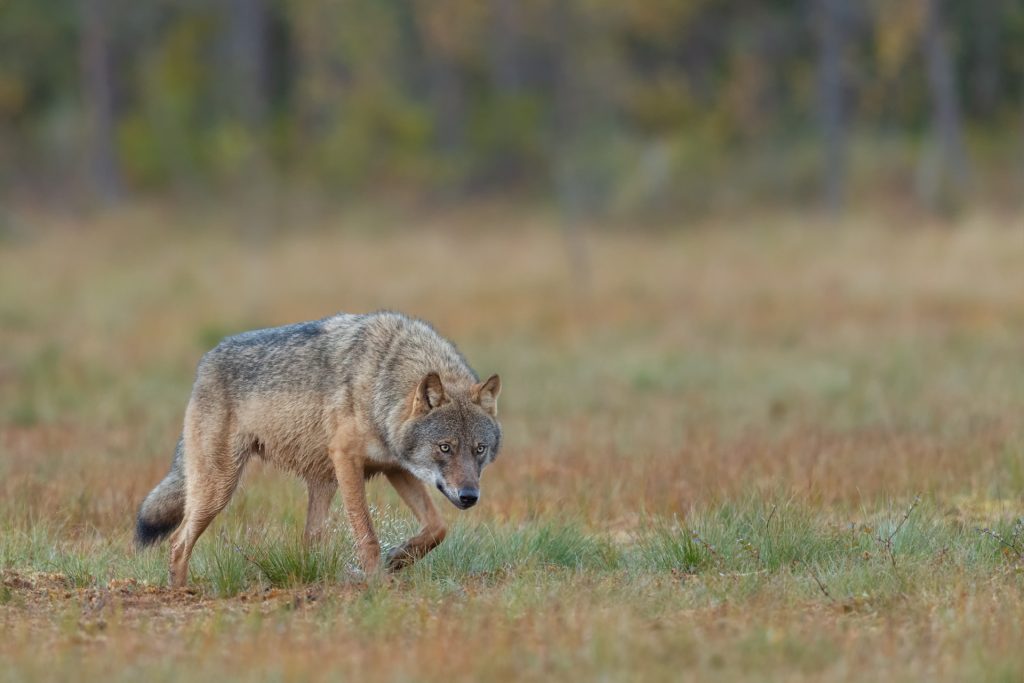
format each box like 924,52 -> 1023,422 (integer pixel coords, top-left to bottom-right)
134,311 -> 502,583
135,437 -> 185,545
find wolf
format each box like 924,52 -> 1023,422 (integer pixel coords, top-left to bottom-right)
134,311 -> 502,587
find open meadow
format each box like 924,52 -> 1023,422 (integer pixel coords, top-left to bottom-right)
2,205 -> 1024,682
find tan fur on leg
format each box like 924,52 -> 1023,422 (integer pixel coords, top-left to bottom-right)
169,404 -> 244,588
329,425 -> 381,574
384,468 -> 447,571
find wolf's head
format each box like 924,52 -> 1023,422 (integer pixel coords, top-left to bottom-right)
398,372 -> 502,509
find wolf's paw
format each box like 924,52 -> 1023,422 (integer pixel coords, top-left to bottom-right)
385,545 -> 417,572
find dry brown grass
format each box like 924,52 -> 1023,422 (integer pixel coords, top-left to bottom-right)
2,203 -> 1024,681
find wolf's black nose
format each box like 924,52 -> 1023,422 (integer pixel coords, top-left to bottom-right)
458,489 -> 479,507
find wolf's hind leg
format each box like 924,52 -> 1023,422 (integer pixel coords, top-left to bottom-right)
169,422 -> 245,588
303,479 -> 336,546
384,469 -> 447,571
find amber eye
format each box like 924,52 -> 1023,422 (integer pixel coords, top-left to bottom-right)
439,443 -> 451,453
476,444 -> 486,454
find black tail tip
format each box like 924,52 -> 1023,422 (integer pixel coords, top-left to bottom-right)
135,516 -> 177,547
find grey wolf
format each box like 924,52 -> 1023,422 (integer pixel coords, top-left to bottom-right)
135,311 -> 502,587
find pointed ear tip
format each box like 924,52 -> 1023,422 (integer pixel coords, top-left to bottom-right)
421,372 -> 444,390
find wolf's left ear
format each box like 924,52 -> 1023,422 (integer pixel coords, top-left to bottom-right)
472,374 -> 501,417
412,372 -> 448,417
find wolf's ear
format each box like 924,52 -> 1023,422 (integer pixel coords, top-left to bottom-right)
472,374 -> 501,417
412,372 -> 448,417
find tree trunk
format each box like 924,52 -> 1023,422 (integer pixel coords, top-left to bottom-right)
224,0 -> 276,278
920,0 -> 968,204
489,0 -> 522,93
817,0 -> 845,215
292,2 -> 346,147
79,0 -> 122,203
429,57 -> 465,155
225,0 -> 269,127
971,0 -> 1001,117
551,1 -> 590,299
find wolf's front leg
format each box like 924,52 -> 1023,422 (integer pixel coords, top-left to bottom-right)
330,431 -> 381,574
384,469 -> 448,571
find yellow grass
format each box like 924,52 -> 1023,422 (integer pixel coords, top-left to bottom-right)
2,203 -> 1024,681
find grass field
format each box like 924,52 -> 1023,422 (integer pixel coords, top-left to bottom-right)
2,204 -> 1024,682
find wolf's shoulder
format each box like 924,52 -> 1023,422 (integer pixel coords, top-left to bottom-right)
323,310 -> 441,342
360,311 -> 476,381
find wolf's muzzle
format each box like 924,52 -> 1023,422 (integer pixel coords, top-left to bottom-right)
436,480 -> 480,509
457,488 -> 479,508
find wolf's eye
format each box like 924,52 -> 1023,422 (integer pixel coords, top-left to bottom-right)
438,443 -> 451,453
476,444 -> 486,454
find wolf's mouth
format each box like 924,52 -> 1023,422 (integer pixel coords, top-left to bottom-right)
436,480 -> 473,510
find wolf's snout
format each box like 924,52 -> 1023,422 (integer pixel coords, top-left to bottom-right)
458,488 -> 479,508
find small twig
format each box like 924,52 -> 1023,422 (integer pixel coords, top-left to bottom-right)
691,531 -> 723,566
233,543 -> 264,572
765,504 -> 778,534
737,537 -> 762,569
806,563 -> 834,602
1012,518 -> 1024,549
887,496 -> 921,545
876,496 -> 920,577
977,526 -> 1024,560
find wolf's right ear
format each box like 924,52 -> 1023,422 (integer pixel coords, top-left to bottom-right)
411,372 -> 448,417
472,374 -> 501,417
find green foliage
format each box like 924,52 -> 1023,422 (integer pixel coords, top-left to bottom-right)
3,501 -> 1022,604
412,521 -> 621,580
245,538 -> 351,588
2,0 -> 1023,208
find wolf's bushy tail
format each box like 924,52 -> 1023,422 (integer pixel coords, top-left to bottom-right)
135,437 -> 186,546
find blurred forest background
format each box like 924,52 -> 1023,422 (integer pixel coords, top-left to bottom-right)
1,0 -> 1024,218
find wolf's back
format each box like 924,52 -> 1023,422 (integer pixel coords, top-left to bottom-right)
135,437 -> 186,546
